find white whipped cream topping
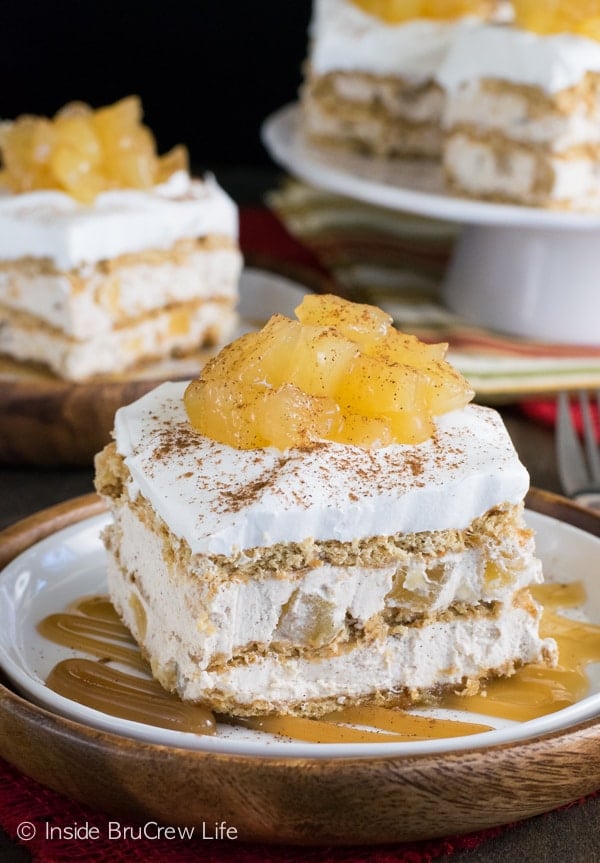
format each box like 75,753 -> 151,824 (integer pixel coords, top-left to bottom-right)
114,381 -> 530,557
0,172 -> 238,270
309,0 -> 484,82
437,24 -> 600,94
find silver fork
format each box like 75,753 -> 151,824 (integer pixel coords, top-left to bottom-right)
556,390 -> 600,510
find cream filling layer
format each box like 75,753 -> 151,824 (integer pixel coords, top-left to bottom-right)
444,81 -> 600,150
0,247 -> 242,339
180,604 -> 552,709
112,547 -> 551,709
107,500 -> 543,669
445,133 -> 600,204
0,301 -> 237,381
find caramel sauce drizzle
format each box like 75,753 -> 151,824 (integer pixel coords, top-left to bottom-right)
441,582 -> 600,722
228,708 -> 492,744
37,583 -> 600,744
47,660 -> 216,735
38,597 -> 146,672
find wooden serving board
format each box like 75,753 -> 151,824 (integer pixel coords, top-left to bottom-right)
0,353 -> 212,466
0,489 -> 599,844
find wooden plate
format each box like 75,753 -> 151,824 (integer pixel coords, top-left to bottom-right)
0,488 -> 600,845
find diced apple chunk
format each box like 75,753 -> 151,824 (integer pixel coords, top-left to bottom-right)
351,0 -> 494,23
296,293 -> 391,352
0,95 -> 188,202
513,0 -> 600,40
184,294 -> 474,451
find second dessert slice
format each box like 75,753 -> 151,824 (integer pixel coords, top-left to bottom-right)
0,96 -> 242,379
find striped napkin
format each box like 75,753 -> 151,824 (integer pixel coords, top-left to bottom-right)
267,178 -> 600,399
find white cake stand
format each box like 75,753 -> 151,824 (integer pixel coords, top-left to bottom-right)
262,104 -> 600,346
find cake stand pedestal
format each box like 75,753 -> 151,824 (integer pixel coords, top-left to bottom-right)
263,104 -> 600,347
445,222 -> 600,345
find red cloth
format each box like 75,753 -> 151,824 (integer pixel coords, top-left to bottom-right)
521,398 -> 600,441
240,206 -> 335,291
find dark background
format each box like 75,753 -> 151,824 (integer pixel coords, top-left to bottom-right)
1,0 -> 313,176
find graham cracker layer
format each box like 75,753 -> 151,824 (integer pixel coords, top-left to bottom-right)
0,298 -> 237,380
0,234 -> 237,279
477,71 -> 600,119
0,236 -> 241,338
302,71 -> 443,158
96,441 -> 532,577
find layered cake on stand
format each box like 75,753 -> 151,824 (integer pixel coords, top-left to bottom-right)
302,0 -> 512,159
434,2 -> 600,341
438,2 -> 600,208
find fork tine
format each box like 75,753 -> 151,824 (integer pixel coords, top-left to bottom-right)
557,392 -> 589,496
578,390 -> 600,484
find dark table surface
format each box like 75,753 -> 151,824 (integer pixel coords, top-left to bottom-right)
1,167 -> 599,861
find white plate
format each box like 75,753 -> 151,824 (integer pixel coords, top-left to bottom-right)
1,509 -> 600,758
262,103 -> 600,231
